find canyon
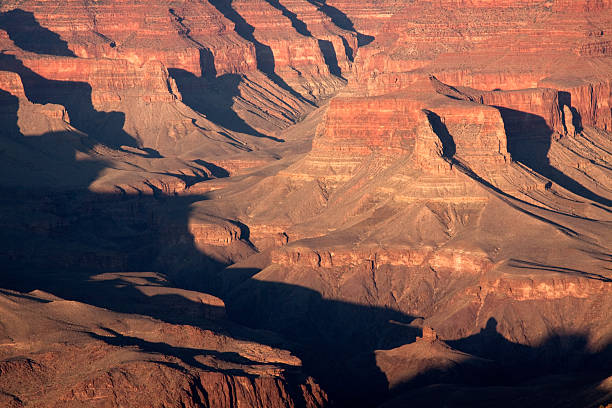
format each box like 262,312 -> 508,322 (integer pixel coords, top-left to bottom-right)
0,0 -> 611,407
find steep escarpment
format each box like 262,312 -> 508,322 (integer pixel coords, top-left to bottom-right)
207,75 -> 610,404
0,0 -> 357,173
0,1 -> 611,408
187,1 -> 612,406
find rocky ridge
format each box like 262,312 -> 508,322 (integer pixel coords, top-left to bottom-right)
0,1 -> 611,407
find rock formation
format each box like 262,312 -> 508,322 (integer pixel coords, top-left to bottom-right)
0,286 -> 327,407
0,1 -> 611,407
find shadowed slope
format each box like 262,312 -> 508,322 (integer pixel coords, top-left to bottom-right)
304,0 -> 374,46
170,68 -> 284,141
0,2 -> 611,408
260,0 -> 344,77
498,107 -> 612,207
206,0 -> 313,103
0,53 -> 139,150
0,9 -> 76,57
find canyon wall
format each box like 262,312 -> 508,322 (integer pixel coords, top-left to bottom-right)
0,1 -> 611,407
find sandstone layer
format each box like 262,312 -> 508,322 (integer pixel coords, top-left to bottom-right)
0,1 -> 611,408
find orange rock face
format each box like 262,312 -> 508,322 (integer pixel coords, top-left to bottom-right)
0,0 -> 357,162
1,1 -> 611,408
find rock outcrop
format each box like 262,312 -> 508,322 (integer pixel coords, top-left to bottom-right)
0,0 -> 357,171
0,1 -> 611,408
207,1 -> 612,406
0,288 -> 327,408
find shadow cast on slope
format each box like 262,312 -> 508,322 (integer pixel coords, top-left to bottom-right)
0,9 -> 76,57
558,91 -> 584,133
0,81 -> 109,188
206,0 -> 313,104
318,39 -> 343,78
167,45 -> 284,141
260,0 -> 344,78
426,111 -> 607,241
384,318 -> 611,408
496,106 -> 611,207
0,84 -> 403,406
426,103 -> 611,208
304,0 -> 374,47
154,160 -> 230,189
508,259 -> 612,282
169,68 -> 283,142
86,327 -> 314,407
425,110 -> 456,158
0,52 -> 143,151
0,13 -> 161,156
263,0 -> 312,37
88,327 -> 294,373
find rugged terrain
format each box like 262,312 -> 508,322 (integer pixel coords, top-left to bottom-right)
0,0 -> 611,407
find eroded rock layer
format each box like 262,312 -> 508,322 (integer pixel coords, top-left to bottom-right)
0,287 -> 327,408
0,1 -> 611,408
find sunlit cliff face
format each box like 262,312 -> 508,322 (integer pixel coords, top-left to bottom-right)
0,1 -> 611,407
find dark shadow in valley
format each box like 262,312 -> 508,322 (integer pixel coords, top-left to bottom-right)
0,9 -> 76,57
0,89 -> 20,137
384,318 -> 612,408
0,89 -> 410,403
0,78 -> 407,405
0,193 -> 415,407
221,269 -> 419,407
0,183 -> 417,405
496,106 -> 611,207
205,0 -> 313,104
448,317 -> 612,389
0,52 -> 142,151
169,68 -> 283,142
218,269 -> 611,407
304,0 -> 374,47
